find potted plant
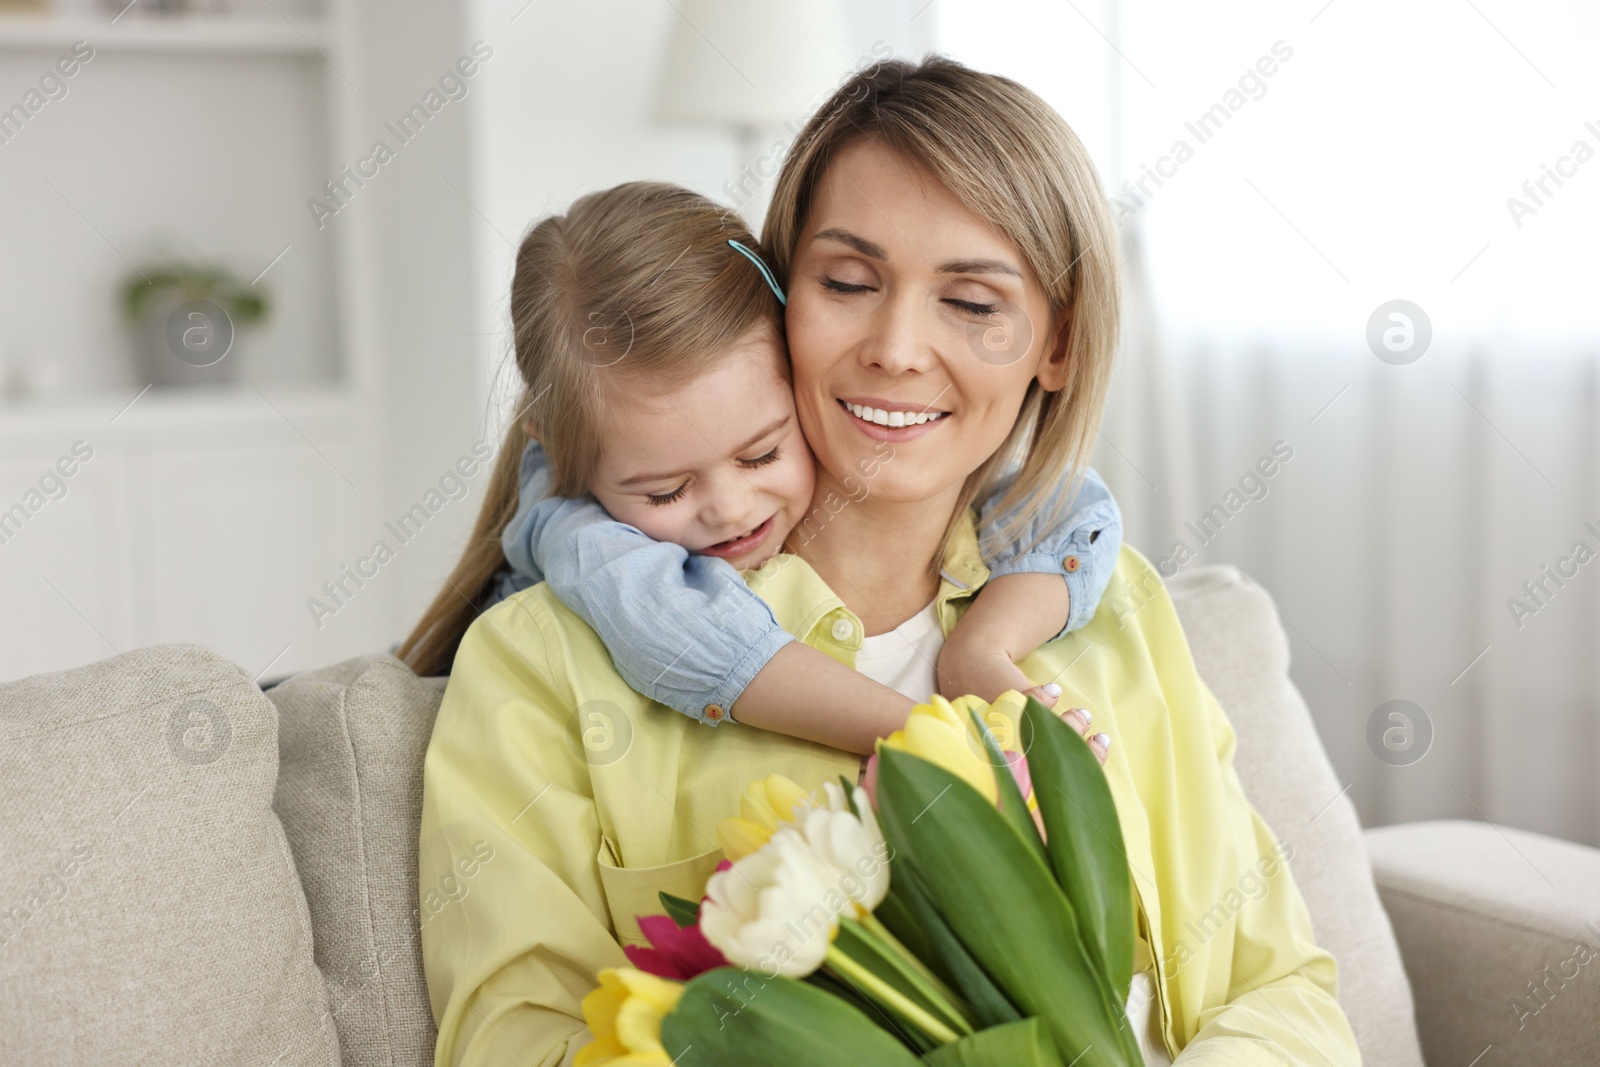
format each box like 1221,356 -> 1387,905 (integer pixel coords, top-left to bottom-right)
120,261 -> 270,387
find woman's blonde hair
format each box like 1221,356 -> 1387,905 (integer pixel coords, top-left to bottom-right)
762,55 -> 1121,570
397,182 -> 782,676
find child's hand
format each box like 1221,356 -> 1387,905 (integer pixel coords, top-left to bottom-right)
936,640 -> 1110,767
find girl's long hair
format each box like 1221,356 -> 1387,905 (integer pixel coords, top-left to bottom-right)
396,182 -> 780,676
762,56 -> 1122,571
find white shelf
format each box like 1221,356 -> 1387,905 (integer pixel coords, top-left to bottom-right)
0,14 -> 333,54
0,379 -> 358,436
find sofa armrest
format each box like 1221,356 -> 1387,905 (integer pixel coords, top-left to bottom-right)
1364,820 -> 1600,1066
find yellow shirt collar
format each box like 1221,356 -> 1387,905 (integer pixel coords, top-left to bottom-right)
742,509 -> 992,651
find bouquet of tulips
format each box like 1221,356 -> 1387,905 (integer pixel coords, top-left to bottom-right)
575,691 -> 1142,1067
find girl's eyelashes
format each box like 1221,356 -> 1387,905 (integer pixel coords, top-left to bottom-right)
821,277 -> 873,294
643,446 -> 780,505
947,297 -> 999,316
739,445 -> 782,468
645,484 -> 687,507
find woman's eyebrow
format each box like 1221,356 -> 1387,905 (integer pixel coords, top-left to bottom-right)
937,258 -> 1021,278
813,228 -> 1020,278
812,228 -> 886,259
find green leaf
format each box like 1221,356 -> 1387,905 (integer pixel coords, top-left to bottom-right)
839,774 -> 861,816
875,748 -> 1134,1067
658,891 -> 700,928
926,1017 -> 1055,1067
875,885 -> 940,968
1022,697 -> 1136,1003
835,915 -> 975,1036
662,968 -> 922,1067
967,706 -> 1048,866
892,861 -> 1022,1029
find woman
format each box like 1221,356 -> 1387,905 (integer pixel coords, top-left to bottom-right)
411,57 -> 1359,1067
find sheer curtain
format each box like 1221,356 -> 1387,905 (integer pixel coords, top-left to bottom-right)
939,0 -> 1600,846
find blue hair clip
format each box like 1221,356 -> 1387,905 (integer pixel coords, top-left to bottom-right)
727,239 -> 786,306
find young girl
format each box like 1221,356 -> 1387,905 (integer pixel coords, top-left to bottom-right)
398,181 -> 1122,756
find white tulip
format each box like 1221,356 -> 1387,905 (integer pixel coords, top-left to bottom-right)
701,829 -> 839,977
790,796 -> 890,914
700,787 -> 891,978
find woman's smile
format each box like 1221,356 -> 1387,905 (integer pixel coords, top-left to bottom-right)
836,396 -> 952,442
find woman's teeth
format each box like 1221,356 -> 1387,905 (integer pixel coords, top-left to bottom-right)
841,401 -> 949,428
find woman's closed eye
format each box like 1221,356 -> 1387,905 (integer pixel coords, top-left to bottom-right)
823,275 -> 999,317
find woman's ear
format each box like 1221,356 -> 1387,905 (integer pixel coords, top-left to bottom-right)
1035,313 -> 1072,392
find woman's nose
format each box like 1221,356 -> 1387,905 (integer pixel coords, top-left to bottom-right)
861,292 -> 935,376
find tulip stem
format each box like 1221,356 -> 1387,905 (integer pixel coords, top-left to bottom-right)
825,946 -> 961,1045
857,912 -> 971,1021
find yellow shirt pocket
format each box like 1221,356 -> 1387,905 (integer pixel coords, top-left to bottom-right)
596,837 -> 725,945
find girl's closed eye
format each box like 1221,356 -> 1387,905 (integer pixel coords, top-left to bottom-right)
645,446 -> 781,504
646,484 -> 687,507
821,277 -> 873,295
739,445 -> 782,468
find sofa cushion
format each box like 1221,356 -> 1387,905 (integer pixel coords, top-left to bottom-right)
1168,566 -> 1425,1067
267,654 -> 447,1067
0,644 -> 340,1067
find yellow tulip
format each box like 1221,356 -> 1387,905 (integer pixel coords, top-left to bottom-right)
575,967 -> 684,1067
716,773 -> 811,860
877,691 -> 1033,808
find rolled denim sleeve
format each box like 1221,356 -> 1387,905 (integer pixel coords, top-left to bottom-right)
497,440 -> 793,724
978,465 -> 1123,641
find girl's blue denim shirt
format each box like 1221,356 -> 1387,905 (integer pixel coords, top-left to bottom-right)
484,439 -> 1122,724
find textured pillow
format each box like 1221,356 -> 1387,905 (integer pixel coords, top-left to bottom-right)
267,654 -> 447,1067
1168,565 -> 1425,1067
0,644 -> 340,1067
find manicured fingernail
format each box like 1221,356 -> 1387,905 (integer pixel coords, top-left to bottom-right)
1093,732 -> 1111,750
1043,683 -> 1062,698
1077,707 -> 1092,726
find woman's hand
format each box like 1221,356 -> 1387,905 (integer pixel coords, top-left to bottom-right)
937,643 -> 1109,767
1020,683 -> 1110,767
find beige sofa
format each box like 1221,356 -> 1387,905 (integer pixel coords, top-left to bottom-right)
2,566 -> 1596,1066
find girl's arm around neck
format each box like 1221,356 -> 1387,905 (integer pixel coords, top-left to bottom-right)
732,642 -> 915,755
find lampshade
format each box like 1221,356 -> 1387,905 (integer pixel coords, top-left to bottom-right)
655,0 -> 853,128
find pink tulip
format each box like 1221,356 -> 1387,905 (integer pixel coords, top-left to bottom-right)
624,914 -> 729,981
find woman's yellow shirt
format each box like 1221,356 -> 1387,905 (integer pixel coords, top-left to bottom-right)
419,512 -> 1359,1067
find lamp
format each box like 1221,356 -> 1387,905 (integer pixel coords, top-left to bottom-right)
655,0 -> 852,221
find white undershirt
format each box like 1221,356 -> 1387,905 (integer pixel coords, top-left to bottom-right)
853,600 -> 1172,1066
851,598 -> 945,704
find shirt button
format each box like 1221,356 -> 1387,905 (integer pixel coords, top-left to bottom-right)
705,704 -> 724,721
1062,555 -> 1081,573
830,618 -> 855,641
